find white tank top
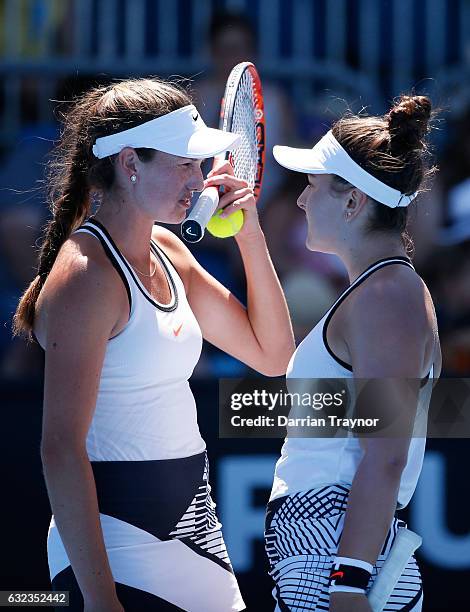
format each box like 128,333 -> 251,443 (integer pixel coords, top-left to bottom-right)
64,217 -> 206,461
270,256 -> 434,509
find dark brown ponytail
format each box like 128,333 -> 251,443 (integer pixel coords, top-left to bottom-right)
13,77 -> 191,339
12,113 -> 92,339
387,95 -> 432,159
330,94 -> 436,254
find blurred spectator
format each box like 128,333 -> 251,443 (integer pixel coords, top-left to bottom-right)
194,9 -> 296,206
0,0 -> 75,128
0,0 -> 73,57
424,241 -> 470,376
419,104 -> 470,376
438,178 -> 470,247
428,166 -> 470,376
262,172 -> 347,280
0,125 -> 54,380
283,270 -> 337,342
261,172 -> 348,343
188,10 -> 298,376
406,181 -> 443,269
439,107 -> 470,208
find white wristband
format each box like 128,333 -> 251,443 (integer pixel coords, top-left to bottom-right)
329,584 -> 366,595
332,556 -> 374,573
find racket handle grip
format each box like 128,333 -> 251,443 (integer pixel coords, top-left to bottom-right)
181,186 -> 219,243
368,528 -> 422,612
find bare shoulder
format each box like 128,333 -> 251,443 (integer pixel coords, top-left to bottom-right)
345,263 -> 438,377
38,232 -> 125,345
151,225 -> 195,288
349,264 -> 431,333
45,232 -> 123,302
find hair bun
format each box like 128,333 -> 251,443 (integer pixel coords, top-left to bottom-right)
387,95 -> 431,155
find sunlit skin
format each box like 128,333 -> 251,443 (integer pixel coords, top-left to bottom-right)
297,173 -> 351,254
92,149 -> 259,271
296,173 -> 410,282
97,148 -> 205,226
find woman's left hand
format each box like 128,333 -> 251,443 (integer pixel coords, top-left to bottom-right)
329,592 -> 372,612
204,161 -> 262,240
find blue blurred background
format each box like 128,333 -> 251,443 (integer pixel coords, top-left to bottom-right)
1,0 -> 469,609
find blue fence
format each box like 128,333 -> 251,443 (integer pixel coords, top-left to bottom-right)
1,0 -> 469,144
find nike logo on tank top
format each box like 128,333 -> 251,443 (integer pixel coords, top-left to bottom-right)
270,257 -> 434,509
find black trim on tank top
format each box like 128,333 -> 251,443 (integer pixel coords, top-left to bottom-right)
322,257 -> 431,385
147,240 -> 179,311
32,226 -> 134,349
80,225 -> 133,318
149,239 -> 180,302
86,218 -> 178,312
150,238 -> 180,280
358,255 -> 412,273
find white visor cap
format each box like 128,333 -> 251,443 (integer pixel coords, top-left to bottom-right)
92,104 -> 241,159
273,130 -> 417,208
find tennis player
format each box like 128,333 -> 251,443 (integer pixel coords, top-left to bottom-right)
13,78 -> 295,611
264,95 -> 441,612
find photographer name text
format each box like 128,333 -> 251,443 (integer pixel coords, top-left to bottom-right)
231,415 -> 380,428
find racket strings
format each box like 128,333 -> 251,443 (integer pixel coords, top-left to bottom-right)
231,70 -> 259,191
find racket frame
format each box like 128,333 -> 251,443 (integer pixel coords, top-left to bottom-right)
181,61 -> 265,242
218,61 -> 265,202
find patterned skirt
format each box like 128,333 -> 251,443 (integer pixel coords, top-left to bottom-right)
48,451 -> 245,611
265,484 -> 423,612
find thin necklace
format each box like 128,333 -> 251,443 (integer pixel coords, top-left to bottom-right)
89,215 -> 157,278
131,256 -> 157,278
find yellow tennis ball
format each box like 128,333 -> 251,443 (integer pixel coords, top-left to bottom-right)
207,209 -> 244,238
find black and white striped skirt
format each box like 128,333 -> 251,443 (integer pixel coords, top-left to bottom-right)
265,484 -> 423,612
49,451 -> 245,611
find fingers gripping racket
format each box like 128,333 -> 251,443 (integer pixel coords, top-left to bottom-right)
181,61 -> 265,243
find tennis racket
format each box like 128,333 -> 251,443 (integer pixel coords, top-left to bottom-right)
368,528 -> 422,611
181,61 -> 265,243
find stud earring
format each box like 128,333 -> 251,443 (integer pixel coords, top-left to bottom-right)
130,174 -> 137,183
